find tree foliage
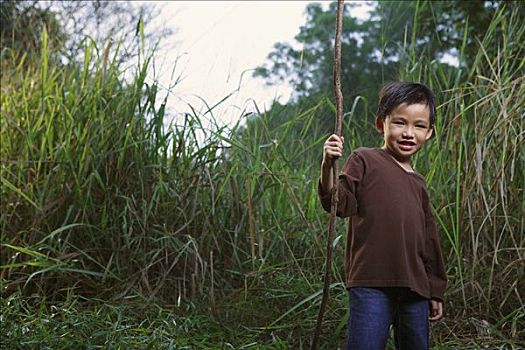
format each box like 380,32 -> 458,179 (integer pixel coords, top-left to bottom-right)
1,0 -> 66,61
254,2 -> 391,110
0,0 -> 172,65
254,0 -> 525,112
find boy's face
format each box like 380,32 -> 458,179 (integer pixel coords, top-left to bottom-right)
375,103 -> 433,164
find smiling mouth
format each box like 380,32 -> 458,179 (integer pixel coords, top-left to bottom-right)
398,140 -> 416,146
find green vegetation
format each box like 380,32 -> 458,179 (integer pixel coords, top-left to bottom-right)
1,1 -> 524,348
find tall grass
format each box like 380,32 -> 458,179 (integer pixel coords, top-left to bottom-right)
1,2 -> 524,347
0,27 -> 232,303
400,4 -> 525,340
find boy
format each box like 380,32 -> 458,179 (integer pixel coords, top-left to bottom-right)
319,82 -> 447,349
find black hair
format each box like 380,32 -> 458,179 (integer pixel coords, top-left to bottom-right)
376,82 -> 436,128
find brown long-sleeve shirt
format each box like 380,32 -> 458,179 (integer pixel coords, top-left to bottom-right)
318,147 -> 447,301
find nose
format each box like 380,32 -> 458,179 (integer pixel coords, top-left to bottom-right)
403,126 -> 415,138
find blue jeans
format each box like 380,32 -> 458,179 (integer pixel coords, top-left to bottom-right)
345,287 -> 429,350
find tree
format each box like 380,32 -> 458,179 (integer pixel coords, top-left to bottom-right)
254,2 -> 392,112
373,1 -> 524,64
1,0 -> 65,62
254,1 -> 524,111
0,0 -> 173,65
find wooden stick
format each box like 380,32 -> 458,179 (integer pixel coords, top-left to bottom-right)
311,0 -> 344,348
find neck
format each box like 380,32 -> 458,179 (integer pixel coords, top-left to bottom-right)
381,146 -> 414,172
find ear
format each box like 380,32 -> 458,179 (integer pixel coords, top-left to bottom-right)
375,117 -> 384,133
425,127 -> 434,140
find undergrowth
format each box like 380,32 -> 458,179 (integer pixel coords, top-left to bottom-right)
1,2 -> 524,349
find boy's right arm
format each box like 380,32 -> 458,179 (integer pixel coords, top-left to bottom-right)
320,134 -> 345,193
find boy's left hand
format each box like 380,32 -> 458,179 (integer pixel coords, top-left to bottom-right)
429,299 -> 443,321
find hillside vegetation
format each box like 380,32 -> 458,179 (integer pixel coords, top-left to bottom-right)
1,2 -> 524,348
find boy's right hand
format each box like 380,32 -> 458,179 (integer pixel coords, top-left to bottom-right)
322,134 -> 345,167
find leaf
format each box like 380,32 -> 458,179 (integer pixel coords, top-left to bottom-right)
2,244 -> 50,260
36,223 -> 88,245
1,177 -> 39,209
270,282 -> 344,326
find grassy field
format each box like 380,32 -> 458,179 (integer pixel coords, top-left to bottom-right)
1,4 -> 524,350
2,283 -> 522,349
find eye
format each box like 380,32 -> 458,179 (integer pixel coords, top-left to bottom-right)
393,121 -> 404,125
416,124 -> 428,129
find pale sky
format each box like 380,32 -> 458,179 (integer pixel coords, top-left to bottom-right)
141,1 -> 372,126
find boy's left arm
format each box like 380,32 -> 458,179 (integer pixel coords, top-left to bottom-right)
423,190 -> 447,309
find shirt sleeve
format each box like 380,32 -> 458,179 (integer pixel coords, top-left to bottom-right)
318,151 -> 364,218
422,189 -> 448,302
